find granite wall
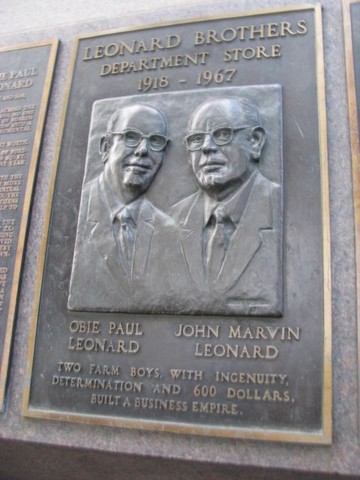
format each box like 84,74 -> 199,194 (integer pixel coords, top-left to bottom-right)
0,1 -> 357,478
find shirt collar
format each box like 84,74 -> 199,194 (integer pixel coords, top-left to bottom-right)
203,171 -> 257,226
99,173 -> 142,224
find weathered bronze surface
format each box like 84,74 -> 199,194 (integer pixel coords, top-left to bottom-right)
68,87 -> 283,316
24,6 -> 331,443
0,40 -> 58,410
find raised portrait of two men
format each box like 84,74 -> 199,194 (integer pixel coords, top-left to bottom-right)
68,85 -> 283,317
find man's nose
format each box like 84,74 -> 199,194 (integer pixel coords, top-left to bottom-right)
201,134 -> 217,153
134,138 -> 148,156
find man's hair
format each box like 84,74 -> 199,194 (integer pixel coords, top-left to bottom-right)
106,103 -> 167,135
188,97 -> 264,131
106,109 -> 121,135
234,97 -> 263,129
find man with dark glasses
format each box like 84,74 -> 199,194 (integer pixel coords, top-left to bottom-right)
171,97 -> 282,316
69,103 -> 185,313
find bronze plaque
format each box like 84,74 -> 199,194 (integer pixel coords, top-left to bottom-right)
0,40 -> 58,410
344,0 -> 360,432
24,6 -> 331,443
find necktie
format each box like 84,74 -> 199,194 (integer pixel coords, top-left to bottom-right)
206,206 -> 233,283
115,208 -> 135,276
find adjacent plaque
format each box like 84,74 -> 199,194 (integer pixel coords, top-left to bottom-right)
0,40 -> 58,410
344,0 -> 360,432
23,6 -> 331,443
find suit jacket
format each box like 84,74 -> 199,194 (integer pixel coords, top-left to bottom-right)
68,176 -> 186,313
170,171 -> 282,316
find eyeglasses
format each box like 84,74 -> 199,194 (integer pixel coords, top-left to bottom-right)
184,126 -> 252,151
111,129 -> 169,151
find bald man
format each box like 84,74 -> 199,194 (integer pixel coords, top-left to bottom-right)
69,103 -> 184,313
171,97 -> 282,316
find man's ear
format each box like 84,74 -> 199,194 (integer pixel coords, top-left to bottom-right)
99,135 -> 111,163
249,127 -> 266,161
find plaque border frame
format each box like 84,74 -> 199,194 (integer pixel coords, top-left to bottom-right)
22,5 -> 332,444
0,39 -> 59,411
343,0 -> 360,438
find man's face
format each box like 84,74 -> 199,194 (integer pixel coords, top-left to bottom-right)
187,102 -> 256,192
105,105 -> 166,196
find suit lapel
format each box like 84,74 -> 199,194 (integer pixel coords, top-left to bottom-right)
217,173 -> 272,291
179,191 -> 206,285
88,178 -> 129,282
